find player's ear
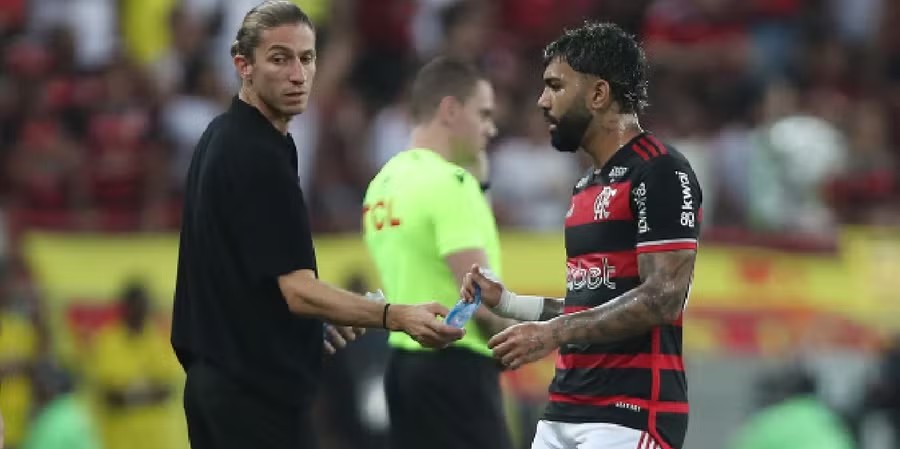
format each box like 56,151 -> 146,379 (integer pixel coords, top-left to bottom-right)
437,95 -> 461,125
233,55 -> 253,81
588,78 -> 611,111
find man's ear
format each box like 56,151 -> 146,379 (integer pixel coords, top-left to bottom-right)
233,55 -> 253,81
588,78 -> 611,111
436,95 -> 461,125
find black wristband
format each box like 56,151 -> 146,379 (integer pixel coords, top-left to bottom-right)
382,303 -> 391,330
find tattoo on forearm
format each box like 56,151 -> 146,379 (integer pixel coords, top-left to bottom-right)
550,250 -> 696,346
540,298 -> 564,321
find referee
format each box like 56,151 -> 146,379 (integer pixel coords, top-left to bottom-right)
363,57 -> 515,449
171,3 -> 464,449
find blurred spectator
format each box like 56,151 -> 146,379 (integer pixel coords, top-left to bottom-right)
120,0 -> 178,66
367,95 -> 412,172
5,115 -> 87,227
288,101 -> 322,193
0,262 -> 46,449
865,336 -> 900,445
0,0 -> 27,37
151,5 -> 212,99
411,0 -> 457,58
161,58 -> 228,189
21,361 -> 101,449
827,99 -> 896,223
28,0 -> 117,70
644,0 -> 753,76
498,0 -> 604,53
309,88 -> 372,231
438,0 -> 494,63
746,0 -> 806,80
351,0 -> 417,109
707,79 -> 852,234
708,79 -> 792,228
746,114 -> 848,234
828,0 -> 883,47
643,0 -> 760,131
490,105 -> 579,230
81,58 -> 173,230
729,368 -> 856,449
83,282 -> 183,449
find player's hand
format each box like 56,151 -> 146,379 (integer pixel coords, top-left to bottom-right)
323,324 -> 365,355
460,264 -> 503,307
389,303 -> 465,348
488,321 -> 558,370
0,407 -> 5,449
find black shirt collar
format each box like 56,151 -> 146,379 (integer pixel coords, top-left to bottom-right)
230,96 -> 280,133
229,96 -> 299,169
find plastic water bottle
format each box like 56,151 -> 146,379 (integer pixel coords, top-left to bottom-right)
444,284 -> 481,328
365,289 -> 386,302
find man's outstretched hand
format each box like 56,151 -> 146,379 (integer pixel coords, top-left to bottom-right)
388,302 -> 465,348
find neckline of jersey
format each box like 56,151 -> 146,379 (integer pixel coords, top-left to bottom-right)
404,147 -> 452,165
594,131 -> 652,174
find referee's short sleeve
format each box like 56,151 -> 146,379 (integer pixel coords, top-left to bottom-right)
224,145 -> 316,280
430,168 -> 487,256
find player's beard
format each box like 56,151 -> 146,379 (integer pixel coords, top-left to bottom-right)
549,102 -> 593,153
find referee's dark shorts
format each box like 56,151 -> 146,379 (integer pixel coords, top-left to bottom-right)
385,347 -> 513,449
183,360 -> 317,449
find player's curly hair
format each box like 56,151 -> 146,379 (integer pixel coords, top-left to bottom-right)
543,22 -> 649,114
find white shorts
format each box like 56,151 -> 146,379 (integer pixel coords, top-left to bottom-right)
531,420 -> 663,449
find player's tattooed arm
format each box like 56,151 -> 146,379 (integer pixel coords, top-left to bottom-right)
540,298 -> 565,321
548,250 -> 696,345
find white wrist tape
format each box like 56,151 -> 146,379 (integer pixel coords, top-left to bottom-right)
492,289 -> 543,321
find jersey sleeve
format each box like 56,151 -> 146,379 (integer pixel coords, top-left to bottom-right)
630,156 -> 702,253
224,144 -> 317,279
429,167 -> 489,256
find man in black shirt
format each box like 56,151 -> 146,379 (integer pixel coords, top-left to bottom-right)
171,3 -> 464,449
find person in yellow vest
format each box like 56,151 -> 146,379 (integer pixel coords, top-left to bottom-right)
84,283 -> 184,449
363,56 -> 516,449
0,270 -> 44,449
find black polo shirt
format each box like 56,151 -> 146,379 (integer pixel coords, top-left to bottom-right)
171,96 -> 321,409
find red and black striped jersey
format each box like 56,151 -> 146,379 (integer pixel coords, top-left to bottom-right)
544,132 -> 701,449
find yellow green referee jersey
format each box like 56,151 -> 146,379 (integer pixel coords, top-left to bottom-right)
363,148 -> 501,356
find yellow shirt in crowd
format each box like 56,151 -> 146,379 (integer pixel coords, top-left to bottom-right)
0,312 -> 39,448
85,322 -> 185,449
